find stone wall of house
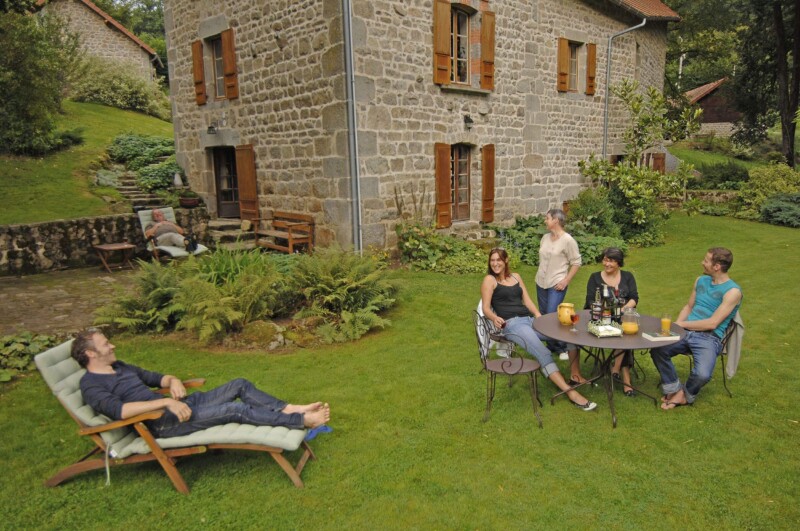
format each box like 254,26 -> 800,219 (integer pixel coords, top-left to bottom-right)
699,123 -> 735,137
164,0 -> 348,246
164,0 -> 672,250
43,0 -> 154,81
0,209 -> 209,276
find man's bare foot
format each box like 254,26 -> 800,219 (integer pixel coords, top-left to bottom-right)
660,391 -> 677,403
303,403 -> 330,428
283,402 -> 324,414
661,390 -> 688,410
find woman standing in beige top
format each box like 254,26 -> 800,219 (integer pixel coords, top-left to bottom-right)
535,208 -> 582,356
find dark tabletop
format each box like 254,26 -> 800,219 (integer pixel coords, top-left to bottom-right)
532,310 -> 684,350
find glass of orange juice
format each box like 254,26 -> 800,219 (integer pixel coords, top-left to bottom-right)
661,313 -> 672,335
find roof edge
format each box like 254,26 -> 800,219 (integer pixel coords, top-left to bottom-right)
606,0 -> 681,22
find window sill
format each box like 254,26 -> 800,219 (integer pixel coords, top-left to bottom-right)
440,84 -> 492,96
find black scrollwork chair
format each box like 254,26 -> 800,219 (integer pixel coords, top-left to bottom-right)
472,311 -> 542,428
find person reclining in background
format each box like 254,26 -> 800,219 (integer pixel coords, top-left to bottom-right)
144,208 -> 189,249
650,247 -> 742,410
72,328 -> 330,438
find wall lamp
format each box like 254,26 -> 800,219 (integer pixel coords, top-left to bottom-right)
464,115 -> 474,130
207,122 -> 218,135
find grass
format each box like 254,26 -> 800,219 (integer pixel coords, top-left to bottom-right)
668,141 -> 763,171
0,101 -> 172,226
1,214 -> 799,528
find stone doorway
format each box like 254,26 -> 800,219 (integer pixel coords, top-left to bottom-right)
214,147 -> 240,218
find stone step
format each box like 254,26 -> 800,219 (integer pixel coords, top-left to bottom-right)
131,198 -> 164,207
117,186 -> 140,193
208,219 -> 245,231
216,240 -> 258,252
209,229 -> 255,244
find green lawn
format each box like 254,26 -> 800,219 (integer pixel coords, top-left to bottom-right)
668,141 -> 762,171
0,101 -> 172,225
1,214 -> 799,528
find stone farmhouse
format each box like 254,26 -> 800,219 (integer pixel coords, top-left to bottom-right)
36,0 -> 161,82
685,78 -> 741,138
163,0 -> 679,250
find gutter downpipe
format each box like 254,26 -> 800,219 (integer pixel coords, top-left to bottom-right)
602,18 -> 646,160
342,0 -> 363,253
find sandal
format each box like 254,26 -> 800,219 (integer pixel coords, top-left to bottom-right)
624,389 -> 636,397
570,399 -> 597,411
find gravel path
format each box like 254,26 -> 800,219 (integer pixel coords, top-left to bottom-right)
1,267 -> 138,337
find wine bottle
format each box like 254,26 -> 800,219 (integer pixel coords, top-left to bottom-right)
601,284 -> 612,324
591,287 -> 602,321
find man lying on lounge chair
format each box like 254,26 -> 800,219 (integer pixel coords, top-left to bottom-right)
71,328 -> 330,438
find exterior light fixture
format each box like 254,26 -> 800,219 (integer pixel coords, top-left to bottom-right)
464,115 -> 474,130
207,122 -> 218,135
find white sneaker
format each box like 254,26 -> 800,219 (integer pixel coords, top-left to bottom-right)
559,352 -> 570,361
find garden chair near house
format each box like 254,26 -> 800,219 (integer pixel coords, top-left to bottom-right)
137,207 -> 208,260
34,340 -> 316,493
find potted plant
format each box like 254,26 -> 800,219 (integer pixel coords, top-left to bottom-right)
178,189 -> 202,208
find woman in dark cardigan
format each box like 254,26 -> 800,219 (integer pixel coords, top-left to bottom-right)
584,247 -> 639,396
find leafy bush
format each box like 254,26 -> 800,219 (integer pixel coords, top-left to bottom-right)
1,332 -> 58,383
95,248 -> 396,344
396,222 -> 485,274
293,247 -> 398,342
108,133 -> 173,163
692,160 -> 749,190
738,163 -> 800,217
69,57 -> 171,121
760,192 -> 800,228
567,186 -> 621,238
136,155 -> 182,192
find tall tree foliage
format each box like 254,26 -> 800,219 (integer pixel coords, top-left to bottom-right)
733,0 -> 800,166
0,0 -> 35,12
0,12 -> 81,154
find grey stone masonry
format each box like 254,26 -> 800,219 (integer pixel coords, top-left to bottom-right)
164,0 -> 673,249
41,0 -> 156,81
0,209 -> 209,276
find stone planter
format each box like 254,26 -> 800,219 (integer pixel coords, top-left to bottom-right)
179,197 -> 200,208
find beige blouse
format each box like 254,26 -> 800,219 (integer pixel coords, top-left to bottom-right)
535,232 -> 582,288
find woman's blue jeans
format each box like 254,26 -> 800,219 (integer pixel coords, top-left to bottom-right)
536,284 -> 568,352
150,378 -> 304,437
502,316 -> 560,377
650,331 -> 722,404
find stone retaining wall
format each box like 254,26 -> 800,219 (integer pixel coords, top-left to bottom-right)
0,209 -> 210,276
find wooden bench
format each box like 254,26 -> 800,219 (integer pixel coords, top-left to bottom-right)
254,211 -> 314,253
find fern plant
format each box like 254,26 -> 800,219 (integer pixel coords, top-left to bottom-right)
173,278 -> 244,343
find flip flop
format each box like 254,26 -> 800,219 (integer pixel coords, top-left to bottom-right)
304,424 -> 333,441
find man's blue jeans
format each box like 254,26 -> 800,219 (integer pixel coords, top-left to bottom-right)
536,284 -> 568,352
150,378 -> 304,437
650,331 -> 722,404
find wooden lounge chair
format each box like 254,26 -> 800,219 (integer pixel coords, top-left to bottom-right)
34,340 -> 316,493
137,207 -> 208,260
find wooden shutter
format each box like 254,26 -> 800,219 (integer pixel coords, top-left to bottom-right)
480,11 -> 495,90
434,142 -> 452,228
481,144 -> 495,223
557,37 -> 569,92
652,153 -> 666,174
433,0 -> 451,85
221,28 -> 239,100
236,144 -> 258,221
586,42 -> 596,95
191,40 -> 207,105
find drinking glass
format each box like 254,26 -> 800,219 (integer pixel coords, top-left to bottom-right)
570,313 -> 580,332
661,313 -> 672,335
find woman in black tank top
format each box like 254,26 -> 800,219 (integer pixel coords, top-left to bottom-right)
480,248 -> 597,411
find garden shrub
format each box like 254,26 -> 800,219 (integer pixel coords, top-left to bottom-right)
567,186 -> 621,238
108,133 -> 174,164
692,160 -> 749,190
738,163 -> 800,218
70,57 -> 171,121
136,155 -> 182,192
760,192 -> 800,228
396,221 -> 485,274
292,246 -> 398,342
95,248 -> 396,344
1,332 -> 58,383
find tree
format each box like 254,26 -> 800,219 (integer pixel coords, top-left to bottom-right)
733,0 -> 800,167
0,12 -> 81,154
0,0 -> 35,13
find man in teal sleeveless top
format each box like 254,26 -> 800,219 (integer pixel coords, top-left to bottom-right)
651,248 -> 742,410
